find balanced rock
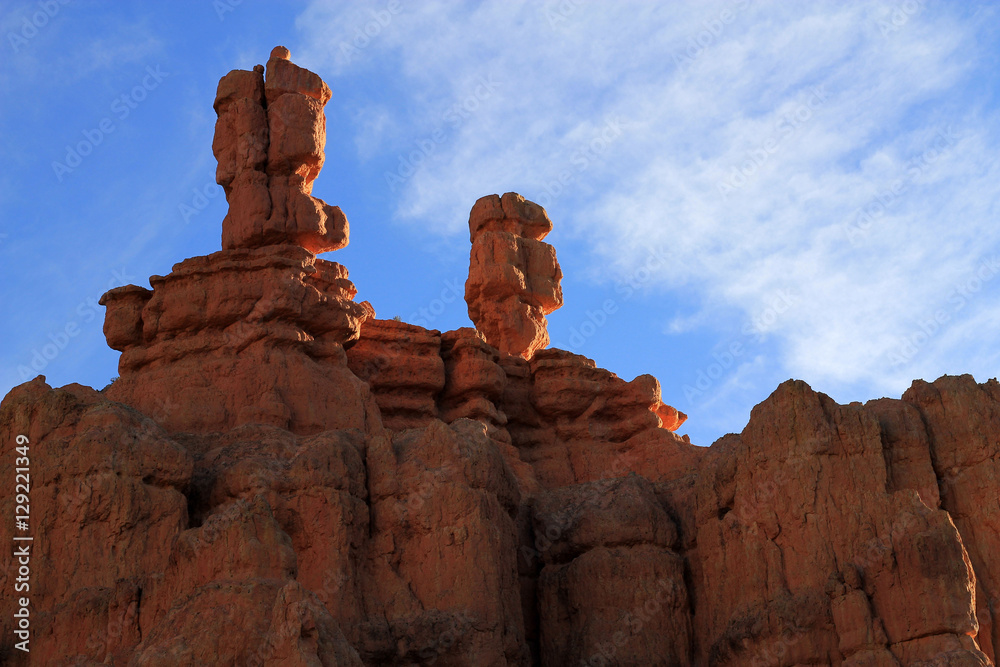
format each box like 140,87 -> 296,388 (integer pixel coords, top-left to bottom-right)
213,46 -> 347,253
101,49 -> 372,434
465,193 -> 563,359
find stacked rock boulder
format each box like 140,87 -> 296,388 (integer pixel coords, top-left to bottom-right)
215,45 -> 349,253
1,47 -> 998,667
465,192 -> 563,360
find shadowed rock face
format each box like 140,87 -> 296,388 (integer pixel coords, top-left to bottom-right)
2,48 -> 997,667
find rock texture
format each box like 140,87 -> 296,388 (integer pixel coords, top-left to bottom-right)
465,193 -> 563,360
666,378 -> 994,667
214,46 -> 347,253
100,246 -> 372,434
2,47 -> 998,667
345,318 -> 445,431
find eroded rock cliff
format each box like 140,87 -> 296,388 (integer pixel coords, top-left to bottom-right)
1,48 -> 996,667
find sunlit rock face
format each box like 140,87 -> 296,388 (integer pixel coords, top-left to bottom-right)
1,47 -> 995,667
465,192 -> 563,361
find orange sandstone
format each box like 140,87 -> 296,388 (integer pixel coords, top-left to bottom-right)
465,193 -> 563,360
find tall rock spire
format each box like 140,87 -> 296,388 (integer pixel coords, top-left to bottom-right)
99,47 -> 373,434
214,45 -> 348,252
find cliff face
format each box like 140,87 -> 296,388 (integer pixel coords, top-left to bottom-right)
0,48 -> 996,667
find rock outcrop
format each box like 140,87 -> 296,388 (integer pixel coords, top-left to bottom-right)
100,47 -> 371,435
2,47 -> 998,667
665,378 -> 993,667
345,318 -> 445,431
465,193 -> 563,360
214,45 -> 348,253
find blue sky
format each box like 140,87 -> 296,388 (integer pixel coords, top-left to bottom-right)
2,1 -> 999,447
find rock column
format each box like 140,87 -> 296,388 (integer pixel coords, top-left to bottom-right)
465,192 -> 563,359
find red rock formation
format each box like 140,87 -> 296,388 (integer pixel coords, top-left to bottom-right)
100,246 -> 372,435
533,475 -> 693,665
901,377 -> 1000,662
2,47 -> 998,667
438,327 -> 509,441
653,377 -> 996,666
101,48 -> 372,435
465,193 -> 563,360
214,46 -> 348,253
503,348 -> 692,490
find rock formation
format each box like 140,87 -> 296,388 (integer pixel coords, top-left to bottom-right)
1,47 -> 997,667
99,46 -> 370,435
465,192 -> 563,359
215,45 -> 348,253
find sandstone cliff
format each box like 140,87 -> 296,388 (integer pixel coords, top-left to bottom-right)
0,48 -> 995,667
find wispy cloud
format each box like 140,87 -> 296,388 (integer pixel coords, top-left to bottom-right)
296,0 -> 999,432
350,102 -> 399,160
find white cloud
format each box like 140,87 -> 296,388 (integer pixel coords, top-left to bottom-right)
350,103 -> 398,160
296,0 -> 1000,413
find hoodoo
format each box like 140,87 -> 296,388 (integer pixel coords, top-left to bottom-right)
465,191 -> 563,360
